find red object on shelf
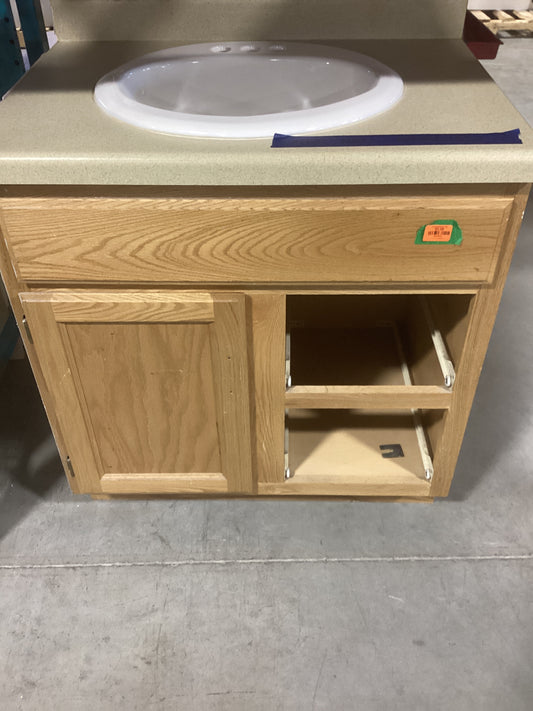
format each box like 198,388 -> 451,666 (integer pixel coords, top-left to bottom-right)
463,11 -> 503,59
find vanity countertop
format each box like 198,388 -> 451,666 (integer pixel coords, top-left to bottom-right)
0,39 -> 532,186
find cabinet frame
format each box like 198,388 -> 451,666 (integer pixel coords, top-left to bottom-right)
0,183 -> 529,501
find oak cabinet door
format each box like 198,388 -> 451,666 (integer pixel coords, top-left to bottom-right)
20,291 -> 253,495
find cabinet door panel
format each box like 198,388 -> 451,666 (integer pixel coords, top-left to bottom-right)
66,322 -> 221,475
20,291 -> 253,495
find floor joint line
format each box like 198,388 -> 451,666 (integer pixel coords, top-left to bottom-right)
1,553 -> 532,570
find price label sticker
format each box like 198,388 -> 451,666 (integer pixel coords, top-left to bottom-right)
422,224 -> 453,242
415,220 -> 462,245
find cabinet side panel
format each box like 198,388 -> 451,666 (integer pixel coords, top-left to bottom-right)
425,294 -> 474,368
430,184 -> 532,497
0,220 -> 81,492
19,298 -> 101,492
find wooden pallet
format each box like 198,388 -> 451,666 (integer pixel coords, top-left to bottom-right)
471,9 -> 533,36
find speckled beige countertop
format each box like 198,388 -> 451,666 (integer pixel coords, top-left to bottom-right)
0,39 -> 532,186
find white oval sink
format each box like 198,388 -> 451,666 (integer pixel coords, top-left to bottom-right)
94,42 -> 404,139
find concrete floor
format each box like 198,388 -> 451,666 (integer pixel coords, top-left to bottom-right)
1,39 -> 533,711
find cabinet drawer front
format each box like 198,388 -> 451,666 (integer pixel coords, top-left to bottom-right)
1,195 -> 513,284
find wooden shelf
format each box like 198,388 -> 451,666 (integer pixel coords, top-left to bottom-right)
285,294 -> 470,411
266,410 -> 434,497
285,385 -> 452,410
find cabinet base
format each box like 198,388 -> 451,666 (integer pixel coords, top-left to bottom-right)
90,493 -> 434,503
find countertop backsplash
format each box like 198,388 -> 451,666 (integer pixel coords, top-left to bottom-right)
49,0 -> 468,42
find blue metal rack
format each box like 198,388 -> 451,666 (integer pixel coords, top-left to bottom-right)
0,1 -> 25,97
15,0 -> 48,65
1,0 -> 49,98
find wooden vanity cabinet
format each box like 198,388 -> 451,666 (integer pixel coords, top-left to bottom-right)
0,184 -> 529,500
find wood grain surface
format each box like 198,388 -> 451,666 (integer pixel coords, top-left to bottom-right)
1,194 -> 513,284
285,385 -> 452,409
19,290 -> 253,495
261,410 -> 431,497
250,293 -> 286,485
3,184 -> 528,500
429,184 -> 531,496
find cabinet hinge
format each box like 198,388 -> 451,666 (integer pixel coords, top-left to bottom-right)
65,456 -> 75,478
22,315 -> 33,345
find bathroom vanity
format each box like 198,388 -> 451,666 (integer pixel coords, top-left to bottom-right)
0,2 -> 532,501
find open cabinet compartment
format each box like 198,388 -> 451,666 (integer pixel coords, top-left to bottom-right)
285,294 -> 473,402
284,408 -> 445,497
276,293 -> 475,496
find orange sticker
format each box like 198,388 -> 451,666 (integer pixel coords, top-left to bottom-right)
422,224 -> 454,242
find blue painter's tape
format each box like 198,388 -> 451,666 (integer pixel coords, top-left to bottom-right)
271,128 -> 522,148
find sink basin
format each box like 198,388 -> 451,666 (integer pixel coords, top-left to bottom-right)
94,42 -> 404,139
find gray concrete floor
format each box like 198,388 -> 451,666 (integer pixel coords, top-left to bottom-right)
1,39 -> 533,711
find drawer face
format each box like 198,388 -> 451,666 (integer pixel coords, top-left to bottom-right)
0,194 -> 513,284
